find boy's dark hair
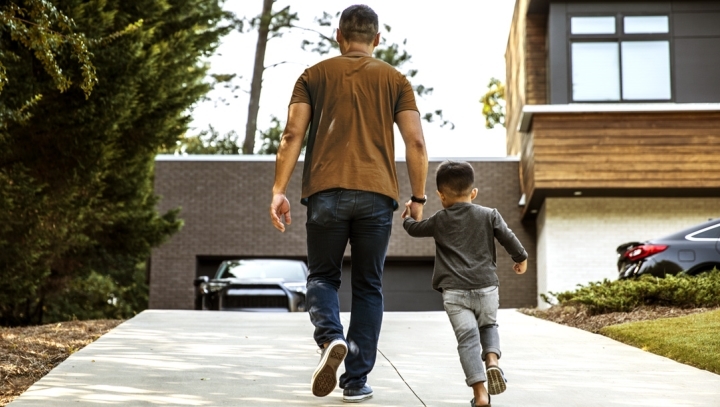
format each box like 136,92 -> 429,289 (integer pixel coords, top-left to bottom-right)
339,5 -> 378,44
436,160 -> 475,197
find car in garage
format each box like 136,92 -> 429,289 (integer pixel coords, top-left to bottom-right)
617,218 -> 720,279
194,259 -> 308,312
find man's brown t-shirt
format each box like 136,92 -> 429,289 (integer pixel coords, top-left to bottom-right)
290,52 -> 418,204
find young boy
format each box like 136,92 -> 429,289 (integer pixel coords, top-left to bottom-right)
402,160 -> 528,407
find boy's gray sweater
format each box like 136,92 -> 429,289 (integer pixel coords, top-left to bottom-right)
403,202 -> 527,292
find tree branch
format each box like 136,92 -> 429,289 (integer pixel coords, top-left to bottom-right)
1,15 -> 68,39
264,61 -> 308,70
290,25 -> 334,43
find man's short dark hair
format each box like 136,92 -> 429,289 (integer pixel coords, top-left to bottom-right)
339,5 -> 378,44
436,161 -> 475,197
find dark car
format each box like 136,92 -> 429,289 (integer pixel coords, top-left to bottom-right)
194,259 -> 308,312
617,218 -> 720,279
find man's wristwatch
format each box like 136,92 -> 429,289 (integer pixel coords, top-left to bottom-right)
410,195 -> 427,205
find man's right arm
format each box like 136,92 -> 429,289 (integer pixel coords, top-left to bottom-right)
395,110 -> 428,220
270,102 -> 311,232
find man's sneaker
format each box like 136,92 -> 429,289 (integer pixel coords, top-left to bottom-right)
311,339 -> 348,397
343,384 -> 373,403
486,366 -> 507,395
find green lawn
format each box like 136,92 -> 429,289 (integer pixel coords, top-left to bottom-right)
601,309 -> 720,374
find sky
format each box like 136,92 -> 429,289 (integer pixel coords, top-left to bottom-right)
189,0 -> 517,158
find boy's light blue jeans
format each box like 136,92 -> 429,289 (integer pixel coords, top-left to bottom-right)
442,286 -> 501,386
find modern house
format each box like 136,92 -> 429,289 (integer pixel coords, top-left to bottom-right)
506,0 -> 720,304
149,0 -> 720,311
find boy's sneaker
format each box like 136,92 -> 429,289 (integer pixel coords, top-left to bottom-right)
486,366 -> 507,395
343,384 -> 373,403
311,339 -> 348,397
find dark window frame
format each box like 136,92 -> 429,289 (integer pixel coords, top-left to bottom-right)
567,12 -> 676,103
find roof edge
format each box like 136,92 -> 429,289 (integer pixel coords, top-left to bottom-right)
518,103 -> 720,132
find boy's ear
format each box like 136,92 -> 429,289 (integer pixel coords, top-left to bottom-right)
436,190 -> 444,202
470,188 -> 478,200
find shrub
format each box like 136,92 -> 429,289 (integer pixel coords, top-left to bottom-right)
542,269 -> 720,315
42,263 -> 149,323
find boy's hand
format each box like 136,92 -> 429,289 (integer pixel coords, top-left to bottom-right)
514,259 -> 527,274
401,200 -> 413,219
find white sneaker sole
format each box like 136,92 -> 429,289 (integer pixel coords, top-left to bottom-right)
311,340 -> 347,397
343,392 -> 373,403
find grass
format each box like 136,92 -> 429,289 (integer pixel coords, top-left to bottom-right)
601,309 -> 720,374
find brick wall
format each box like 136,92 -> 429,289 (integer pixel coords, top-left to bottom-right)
150,156 -> 537,309
536,197 -> 720,308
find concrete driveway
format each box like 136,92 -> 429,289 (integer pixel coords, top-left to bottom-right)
8,309 -> 720,406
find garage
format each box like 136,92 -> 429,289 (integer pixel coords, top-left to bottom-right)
196,257 -> 441,312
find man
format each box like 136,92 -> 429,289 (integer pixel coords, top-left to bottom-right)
269,4 -> 428,403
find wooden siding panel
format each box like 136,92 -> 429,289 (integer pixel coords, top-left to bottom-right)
525,112 -> 720,194
525,15 -> 547,106
505,0 -> 528,156
506,1 -> 547,156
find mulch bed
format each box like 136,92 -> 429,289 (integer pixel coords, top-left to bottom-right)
519,305 -> 720,333
0,319 -> 123,406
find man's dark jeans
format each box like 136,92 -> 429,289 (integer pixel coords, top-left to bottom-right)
305,189 -> 394,390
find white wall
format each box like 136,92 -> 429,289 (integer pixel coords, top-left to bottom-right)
536,197 -> 720,308
536,202 -> 549,309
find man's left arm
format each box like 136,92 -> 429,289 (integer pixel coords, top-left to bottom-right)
270,103 -> 311,232
396,110 -> 428,221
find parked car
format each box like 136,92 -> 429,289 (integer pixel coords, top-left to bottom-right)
617,218 -> 720,279
194,259 -> 308,312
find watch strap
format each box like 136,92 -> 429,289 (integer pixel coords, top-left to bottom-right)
410,195 -> 427,205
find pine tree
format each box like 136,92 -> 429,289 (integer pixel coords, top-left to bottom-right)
0,0 -> 232,325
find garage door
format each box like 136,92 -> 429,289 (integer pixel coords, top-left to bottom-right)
197,256 -> 442,312
338,259 -> 442,312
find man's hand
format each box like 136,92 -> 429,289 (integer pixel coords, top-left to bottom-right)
514,259 -> 528,275
408,201 -> 423,221
270,193 -> 292,232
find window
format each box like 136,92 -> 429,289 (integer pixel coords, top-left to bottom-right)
624,16 -> 669,34
571,17 -> 616,34
569,15 -> 672,102
686,224 -> 720,241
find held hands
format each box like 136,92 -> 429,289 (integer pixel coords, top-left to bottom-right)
401,200 -> 424,221
513,259 -> 528,275
270,193 -> 291,232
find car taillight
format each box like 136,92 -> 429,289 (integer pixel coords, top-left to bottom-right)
623,244 -> 668,262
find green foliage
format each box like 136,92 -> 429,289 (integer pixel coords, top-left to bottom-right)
256,115 -> 308,155
257,116 -> 284,155
247,4 -> 298,39
0,0 -> 229,326
543,269 -> 720,315
0,0 -> 142,121
480,77 -> 505,129
164,126 -> 242,155
601,309 -> 720,375
43,264 -> 149,322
